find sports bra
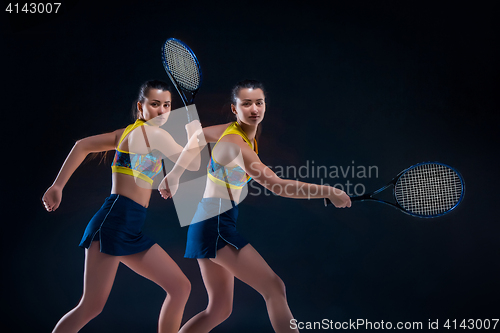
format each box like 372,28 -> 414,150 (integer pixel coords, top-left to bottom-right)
207,122 -> 258,190
111,119 -> 163,185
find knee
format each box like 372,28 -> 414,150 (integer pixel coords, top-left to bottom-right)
167,275 -> 191,301
260,274 -> 287,301
207,302 -> 232,323
179,276 -> 192,298
216,306 -> 232,323
85,307 -> 104,321
77,298 -> 106,321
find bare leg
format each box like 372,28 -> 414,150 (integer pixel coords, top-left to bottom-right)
120,244 -> 191,333
212,244 -> 298,333
179,258 -> 234,333
180,244 -> 298,333
52,241 -> 120,333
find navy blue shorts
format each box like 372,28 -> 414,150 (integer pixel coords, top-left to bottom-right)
79,194 -> 156,256
184,198 -> 249,259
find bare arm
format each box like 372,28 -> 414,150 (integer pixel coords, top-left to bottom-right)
158,123 -> 231,199
131,122 -> 203,171
157,129 -> 207,198
178,120 -> 205,171
226,135 -> 351,207
42,129 -> 123,212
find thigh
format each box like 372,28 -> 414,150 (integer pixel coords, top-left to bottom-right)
211,244 -> 282,296
120,244 -> 187,292
82,241 -> 121,303
198,258 -> 235,306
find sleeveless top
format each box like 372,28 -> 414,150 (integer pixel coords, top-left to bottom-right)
111,119 -> 163,185
207,122 -> 258,189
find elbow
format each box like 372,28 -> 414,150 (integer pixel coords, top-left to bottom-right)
266,179 -> 298,198
73,137 -> 93,155
186,165 -> 199,172
73,138 -> 86,151
256,177 -> 285,196
186,157 -> 201,171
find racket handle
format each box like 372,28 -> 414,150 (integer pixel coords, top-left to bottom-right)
185,105 -> 192,123
324,195 -> 366,207
161,159 -> 167,177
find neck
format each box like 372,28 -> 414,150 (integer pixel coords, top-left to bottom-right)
236,120 -> 257,141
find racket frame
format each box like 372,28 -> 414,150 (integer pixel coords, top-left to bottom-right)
325,161 -> 465,218
161,38 -> 203,122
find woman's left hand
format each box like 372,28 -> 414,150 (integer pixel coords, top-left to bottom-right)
42,185 -> 63,212
158,173 -> 179,199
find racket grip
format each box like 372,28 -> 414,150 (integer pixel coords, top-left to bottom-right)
324,196 -> 364,207
161,159 -> 167,177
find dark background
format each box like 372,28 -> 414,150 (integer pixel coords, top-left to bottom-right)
2,1 -> 498,332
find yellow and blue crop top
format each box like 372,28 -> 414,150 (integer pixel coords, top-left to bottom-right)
111,119 -> 163,185
207,122 -> 258,189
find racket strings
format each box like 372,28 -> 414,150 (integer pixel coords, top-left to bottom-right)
395,164 -> 463,216
163,40 -> 201,92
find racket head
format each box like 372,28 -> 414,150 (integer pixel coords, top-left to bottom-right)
161,38 -> 202,99
394,162 -> 465,218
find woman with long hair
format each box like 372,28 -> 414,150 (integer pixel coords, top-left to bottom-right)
42,80 -> 202,333
160,79 -> 351,332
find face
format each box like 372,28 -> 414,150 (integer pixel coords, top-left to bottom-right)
231,88 -> 265,126
137,89 -> 172,124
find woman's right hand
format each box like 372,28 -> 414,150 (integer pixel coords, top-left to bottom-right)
328,188 -> 352,208
42,185 -> 62,212
158,173 -> 180,200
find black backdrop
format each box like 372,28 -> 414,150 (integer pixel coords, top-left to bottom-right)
2,1 -> 499,332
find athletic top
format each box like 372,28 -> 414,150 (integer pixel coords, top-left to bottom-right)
111,119 -> 163,185
207,122 -> 258,189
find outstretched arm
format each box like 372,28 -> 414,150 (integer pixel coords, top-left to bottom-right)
42,129 -> 123,212
228,136 -> 351,207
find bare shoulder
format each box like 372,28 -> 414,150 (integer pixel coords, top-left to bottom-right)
203,122 -> 233,142
214,133 -> 254,163
218,133 -> 249,149
130,126 -> 175,149
113,128 -> 125,146
130,124 -> 168,138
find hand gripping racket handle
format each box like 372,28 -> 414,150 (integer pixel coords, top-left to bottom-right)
324,195 -> 368,207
